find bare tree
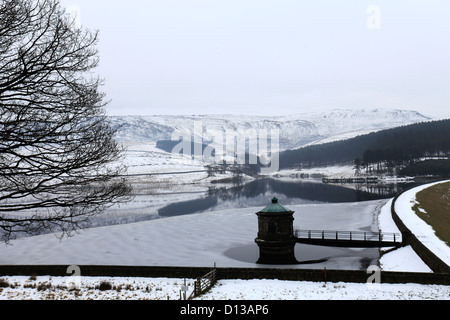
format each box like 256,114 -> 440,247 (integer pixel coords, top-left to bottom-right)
0,0 -> 132,242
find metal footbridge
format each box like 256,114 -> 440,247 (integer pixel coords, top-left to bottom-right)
294,229 -> 402,248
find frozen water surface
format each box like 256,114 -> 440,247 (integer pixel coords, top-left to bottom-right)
0,200 -> 392,270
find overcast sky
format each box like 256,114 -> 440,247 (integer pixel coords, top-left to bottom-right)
59,0 -> 450,119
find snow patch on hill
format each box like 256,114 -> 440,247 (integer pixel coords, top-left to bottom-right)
110,108 -> 432,151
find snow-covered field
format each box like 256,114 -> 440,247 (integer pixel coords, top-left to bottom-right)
0,276 -> 184,300
199,279 -> 449,300
1,274 -> 448,300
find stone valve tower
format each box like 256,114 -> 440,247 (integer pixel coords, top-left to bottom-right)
255,197 -> 298,264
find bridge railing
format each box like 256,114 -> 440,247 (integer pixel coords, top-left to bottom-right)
294,229 -> 402,243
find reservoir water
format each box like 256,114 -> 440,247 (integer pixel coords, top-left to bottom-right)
156,178 -> 414,217
160,178 -> 412,270
4,177 -> 417,270
97,178 -> 415,270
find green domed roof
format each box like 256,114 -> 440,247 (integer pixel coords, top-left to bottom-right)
260,197 -> 292,213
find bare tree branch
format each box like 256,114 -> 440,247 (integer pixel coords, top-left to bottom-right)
0,0 -> 132,242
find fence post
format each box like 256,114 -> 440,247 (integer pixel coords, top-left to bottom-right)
212,269 -> 217,285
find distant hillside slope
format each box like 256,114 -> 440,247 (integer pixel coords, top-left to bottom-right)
279,119 -> 450,171
110,109 -> 431,151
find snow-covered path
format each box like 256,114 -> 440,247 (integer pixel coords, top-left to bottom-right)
392,180 -> 450,266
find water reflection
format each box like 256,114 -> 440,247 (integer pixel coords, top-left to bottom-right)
158,178 -> 414,217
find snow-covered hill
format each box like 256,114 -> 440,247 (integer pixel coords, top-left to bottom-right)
108,108 -> 432,179
110,108 -> 432,151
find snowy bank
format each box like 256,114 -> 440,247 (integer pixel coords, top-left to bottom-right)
393,180 -> 450,267
378,199 -> 432,272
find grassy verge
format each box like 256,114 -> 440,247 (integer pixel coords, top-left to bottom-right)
412,181 -> 450,246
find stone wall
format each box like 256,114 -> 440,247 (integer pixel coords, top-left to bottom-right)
0,265 -> 449,285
